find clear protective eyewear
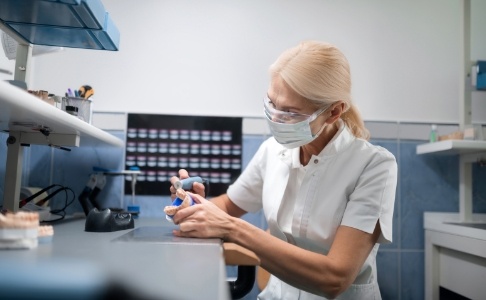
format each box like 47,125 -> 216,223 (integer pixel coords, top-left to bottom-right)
263,95 -> 327,124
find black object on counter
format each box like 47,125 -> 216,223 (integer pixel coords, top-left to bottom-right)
85,208 -> 134,232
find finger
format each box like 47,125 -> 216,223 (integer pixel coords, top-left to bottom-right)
187,192 -> 207,204
177,219 -> 201,234
178,169 -> 189,179
169,185 -> 177,199
173,229 -> 197,238
192,182 -> 205,197
171,205 -> 197,224
169,175 -> 180,185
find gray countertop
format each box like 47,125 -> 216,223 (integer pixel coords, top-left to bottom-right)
0,216 -> 230,300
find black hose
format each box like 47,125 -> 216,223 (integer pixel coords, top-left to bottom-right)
228,266 -> 256,299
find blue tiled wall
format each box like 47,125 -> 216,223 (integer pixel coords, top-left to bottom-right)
2,129 -> 486,300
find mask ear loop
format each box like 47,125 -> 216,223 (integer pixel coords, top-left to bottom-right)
308,103 -> 335,137
312,123 -> 327,138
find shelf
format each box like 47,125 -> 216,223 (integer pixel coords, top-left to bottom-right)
416,139 -> 486,155
424,212 -> 486,241
0,80 -> 123,147
0,80 -> 124,212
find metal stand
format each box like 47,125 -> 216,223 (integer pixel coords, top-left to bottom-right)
3,131 -> 79,212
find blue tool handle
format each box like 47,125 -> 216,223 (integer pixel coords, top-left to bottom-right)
174,176 -> 204,190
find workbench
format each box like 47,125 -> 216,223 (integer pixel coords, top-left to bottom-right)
0,217 -> 231,300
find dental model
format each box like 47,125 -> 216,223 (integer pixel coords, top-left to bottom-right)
0,211 -> 41,249
38,225 -> 54,244
38,225 -> 53,237
0,211 -> 39,228
164,188 -> 194,221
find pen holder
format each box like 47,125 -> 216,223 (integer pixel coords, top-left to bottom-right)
62,97 -> 93,124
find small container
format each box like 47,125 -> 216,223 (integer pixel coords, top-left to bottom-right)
126,156 -> 136,166
179,143 -> 190,154
157,171 -> 168,182
62,97 -> 92,123
179,157 -> 189,168
138,128 -> 148,138
169,129 -> 179,139
159,129 -> 169,139
146,171 -> 156,182
147,142 -> 158,153
157,156 -> 168,168
127,142 -> 136,152
127,205 -> 140,218
127,128 -> 137,138
429,124 -> 438,143
189,157 -> 200,168
148,129 -> 158,139
147,156 -> 157,167
190,130 -> 200,140
231,144 -> 242,155
137,142 -> 147,153
179,130 -> 190,140
464,124 -> 484,141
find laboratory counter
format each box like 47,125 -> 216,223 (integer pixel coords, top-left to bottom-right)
0,216 -> 231,300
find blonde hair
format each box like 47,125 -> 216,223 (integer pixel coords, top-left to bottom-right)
269,41 -> 370,140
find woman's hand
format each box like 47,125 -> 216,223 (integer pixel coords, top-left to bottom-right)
171,193 -> 235,241
169,169 -> 205,200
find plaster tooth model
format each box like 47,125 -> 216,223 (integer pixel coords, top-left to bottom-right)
0,211 -> 42,249
0,211 -> 39,228
164,188 -> 194,218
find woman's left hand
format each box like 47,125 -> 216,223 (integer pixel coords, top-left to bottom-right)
171,193 -> 234,240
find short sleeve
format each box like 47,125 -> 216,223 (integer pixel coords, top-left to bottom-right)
341,149 -> 397,244
226,139 -> 269,213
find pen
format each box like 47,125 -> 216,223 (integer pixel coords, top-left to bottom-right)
67,88 -> 74,97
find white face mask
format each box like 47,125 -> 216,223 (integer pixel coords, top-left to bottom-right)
263,96 -> 328,149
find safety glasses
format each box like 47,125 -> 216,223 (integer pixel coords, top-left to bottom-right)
263,95 -> 327,124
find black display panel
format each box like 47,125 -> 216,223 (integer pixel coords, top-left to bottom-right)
125,114 -> 243,197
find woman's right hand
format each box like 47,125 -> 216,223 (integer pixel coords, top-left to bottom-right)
169,169 -> 206,199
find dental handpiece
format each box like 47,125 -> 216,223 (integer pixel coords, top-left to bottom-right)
173,176 -> 204,190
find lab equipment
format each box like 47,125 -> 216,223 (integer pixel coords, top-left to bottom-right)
78,168 -> 141,216
85,208 -> 134,232
100,167 -> 141,215
173,176 -> 204,190
78,173 -> 101,216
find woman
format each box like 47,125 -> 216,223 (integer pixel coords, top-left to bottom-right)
169,41 -> 397,299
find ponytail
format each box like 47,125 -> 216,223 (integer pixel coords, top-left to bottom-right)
341,104 -> 370,140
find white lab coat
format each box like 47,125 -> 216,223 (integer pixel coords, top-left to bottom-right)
227,121 -> 397,300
